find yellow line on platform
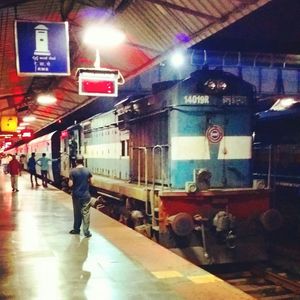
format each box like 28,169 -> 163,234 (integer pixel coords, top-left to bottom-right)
151,270 -> 183,279
188,274 -> 223,284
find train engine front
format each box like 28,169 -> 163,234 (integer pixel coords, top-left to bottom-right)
116,69 -> 278,265
60,69 -> 280,265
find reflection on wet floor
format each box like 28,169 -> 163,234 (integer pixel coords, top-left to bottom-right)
0,172 -> 183,299
0,170 -> 252,300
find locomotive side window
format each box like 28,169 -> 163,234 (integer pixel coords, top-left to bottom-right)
121,140 -> 129,157
121,141 -> 126,156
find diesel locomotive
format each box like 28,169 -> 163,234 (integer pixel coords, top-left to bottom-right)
8,69 -> 280,265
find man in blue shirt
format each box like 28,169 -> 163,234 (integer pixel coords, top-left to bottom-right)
36,153 -> 58,187
68,155 -> 93,238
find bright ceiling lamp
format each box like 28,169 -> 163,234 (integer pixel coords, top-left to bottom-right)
0,134 -> 13,137
23,115 -> 36,122
83,25 -> 126,48
19,122 -> 29,126
83,25 -> 125,69
270,97 -> 299,111
37,94 -> 57,105
170,50 -> 185,68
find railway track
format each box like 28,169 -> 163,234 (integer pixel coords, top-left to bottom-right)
211,264 -> 300,299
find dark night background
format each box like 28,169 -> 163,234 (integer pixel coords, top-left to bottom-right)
194,0 -> 300,54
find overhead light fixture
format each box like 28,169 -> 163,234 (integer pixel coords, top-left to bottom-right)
23,115 -> 36,122
170,50 -> 185,68
0,134 -> 13,137
19,122 -> 29,126
83,26 -> 126,48
83,25 -> 125,69
37,94 -> 57,105
21,129 -> 34,140
270,97 -> 299,111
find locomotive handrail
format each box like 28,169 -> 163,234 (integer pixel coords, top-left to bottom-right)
152,145 -> 161,191
137,147 -> 148,187
151,144 -> 169,224
137,147 -> 151,217
152,145 -> 169,191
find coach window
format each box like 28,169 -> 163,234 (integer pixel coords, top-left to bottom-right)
63,139 -> 67,152
83,122 -> 91,138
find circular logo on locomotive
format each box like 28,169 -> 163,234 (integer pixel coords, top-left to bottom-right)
206,125 -> 224,143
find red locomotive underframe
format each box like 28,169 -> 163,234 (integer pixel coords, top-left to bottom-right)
159,188 -> 270,222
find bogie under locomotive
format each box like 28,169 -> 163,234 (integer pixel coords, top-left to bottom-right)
8,69 -> 280,265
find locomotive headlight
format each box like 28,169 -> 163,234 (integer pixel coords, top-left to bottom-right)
217,80 -> 227,90
205,80 -> 217,90
204,79 -> 228,93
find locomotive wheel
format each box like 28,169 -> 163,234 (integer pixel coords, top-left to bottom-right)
169,212 -> 194,237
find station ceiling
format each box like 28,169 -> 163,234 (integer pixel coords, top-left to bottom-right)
195,0 -> 300,55
0,0 -> 282,139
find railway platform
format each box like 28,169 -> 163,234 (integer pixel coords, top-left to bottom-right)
0,170 -> 253,300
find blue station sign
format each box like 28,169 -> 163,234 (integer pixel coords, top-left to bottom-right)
15,20 -> 70,76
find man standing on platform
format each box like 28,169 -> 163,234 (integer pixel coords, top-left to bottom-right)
28,153 -> 40,188
7,155 -> 21,192
36,153 -> 58,187
68,155 -> 93,238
